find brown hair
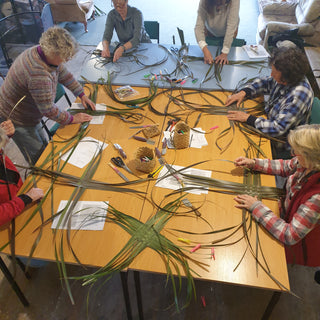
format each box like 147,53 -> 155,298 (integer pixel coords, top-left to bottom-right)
268,47 -> 309,87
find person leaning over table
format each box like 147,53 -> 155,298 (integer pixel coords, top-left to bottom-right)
225,46 -> 313,160
0,122 -> 44,226
101,0 -> 151,62
194,0 -> 240,65
0,26 -> 95,165
233,124 -> 320,267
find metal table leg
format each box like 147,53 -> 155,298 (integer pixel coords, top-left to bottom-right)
0,256 -> 29,307
262,291 -> 281,320
120,271 -> 133,320
133,270 -> 144,320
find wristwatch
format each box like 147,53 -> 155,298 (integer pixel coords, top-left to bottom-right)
121,45 -> 126,52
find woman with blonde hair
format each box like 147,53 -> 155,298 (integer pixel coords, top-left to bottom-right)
0,26 -> 95,164
195,0 -> 240,65
233,124 -> 320,267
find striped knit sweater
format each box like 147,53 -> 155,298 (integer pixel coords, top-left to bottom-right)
0,46 -> 84,127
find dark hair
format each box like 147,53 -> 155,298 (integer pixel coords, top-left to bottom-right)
204,0 -> 231,11
268,47 -> 309,86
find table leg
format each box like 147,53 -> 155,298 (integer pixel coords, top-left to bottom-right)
261,291 -> 281,320
0,256 -> 29,307
133,271 -> 144,320
120,271 -> 133,320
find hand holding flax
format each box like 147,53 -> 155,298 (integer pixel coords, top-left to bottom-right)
214,52 -> 228,65
80,94 -> 96,111
234,156 -> 255,169
0,120 -> 14,137
225,90 -> 246,107
234,194 -> 258,210
203,46 -> 214,64
227,110 -> 249,122
72,113 -> 93,123
25,188 -> 44,202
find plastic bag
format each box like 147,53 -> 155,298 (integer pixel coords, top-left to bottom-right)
114,85 -> 139,99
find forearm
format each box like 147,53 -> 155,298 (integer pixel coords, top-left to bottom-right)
129,10 -> 143,48
0,197 -> 26,226
42,105 -> 73,125
58,66 -> 84,98
222,0 -> 240,54
253,158 -> 296,176
251,201 -> 320,245
194,1 -> 207,50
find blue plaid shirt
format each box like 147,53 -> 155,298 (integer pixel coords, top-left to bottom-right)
243,77 -> 313,142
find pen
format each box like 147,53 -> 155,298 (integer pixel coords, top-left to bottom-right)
108,162 -> 129,182
113,143 -> 127,159
190,244 -> 201,253
211,247 -> 215,260
161,138 -> 167,155
210,126 -> 219,130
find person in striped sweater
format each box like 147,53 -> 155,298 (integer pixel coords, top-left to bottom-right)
0,26 -> 95,164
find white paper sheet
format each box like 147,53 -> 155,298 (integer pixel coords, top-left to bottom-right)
70,103 -> 107,125
51,201 -> 108,230
242,45 -> 269,59
155,164 -> 212,194
61,137 -> 108,168
163,127 -> 208,149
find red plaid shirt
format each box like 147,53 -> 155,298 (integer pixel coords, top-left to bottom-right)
249,157 -> 320,245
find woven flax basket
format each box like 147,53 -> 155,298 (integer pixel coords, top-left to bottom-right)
135,146 -> 156,173
173,122 -> 190,149
142,125 -> 161,138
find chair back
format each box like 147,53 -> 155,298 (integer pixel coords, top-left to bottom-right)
0,11 -> 43,68
144,21 -> 159,43
310,97 -> 320,124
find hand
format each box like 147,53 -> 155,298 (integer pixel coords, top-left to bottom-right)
214,53 -> 228,65
113,46 -> 124,62
227,110 -> 249,122
101,48 -> 110,58
203,46 -> 214,64
80,95 -> 96,110
25,188 -> 44,202
72,113 -> 93,124
234,194 -> 258,210
0,120 -> 15,137
225,91 -> 246,107
234,156 -> 255,168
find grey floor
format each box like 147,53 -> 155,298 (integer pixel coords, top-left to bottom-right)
1,1 -> 320,319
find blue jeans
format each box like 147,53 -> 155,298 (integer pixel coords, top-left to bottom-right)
12,123 -> 48,165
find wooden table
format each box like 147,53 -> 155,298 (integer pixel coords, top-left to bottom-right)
0,85 -> 289,318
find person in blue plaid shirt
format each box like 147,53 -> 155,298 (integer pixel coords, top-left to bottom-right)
225,46 -> 314,159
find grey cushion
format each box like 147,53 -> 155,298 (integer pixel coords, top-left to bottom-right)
260,0 -> 297,16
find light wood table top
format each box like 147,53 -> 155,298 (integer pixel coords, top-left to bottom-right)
0,86 -> 289,292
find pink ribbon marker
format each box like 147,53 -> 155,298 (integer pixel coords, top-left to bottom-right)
201,296 -> 206,307
210,126 -> 219,130
190,244 -> 201,253
211,247 -> 215,260
180,80 -> 186,85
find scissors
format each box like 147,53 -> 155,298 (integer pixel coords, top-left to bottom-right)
170,46 -> 179,54
110,157 -> 133,174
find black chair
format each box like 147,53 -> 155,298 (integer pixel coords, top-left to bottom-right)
144,20 -> 159,43
0,11 -> 43,69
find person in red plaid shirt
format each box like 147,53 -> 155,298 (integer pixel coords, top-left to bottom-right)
233,124 -> 320,267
